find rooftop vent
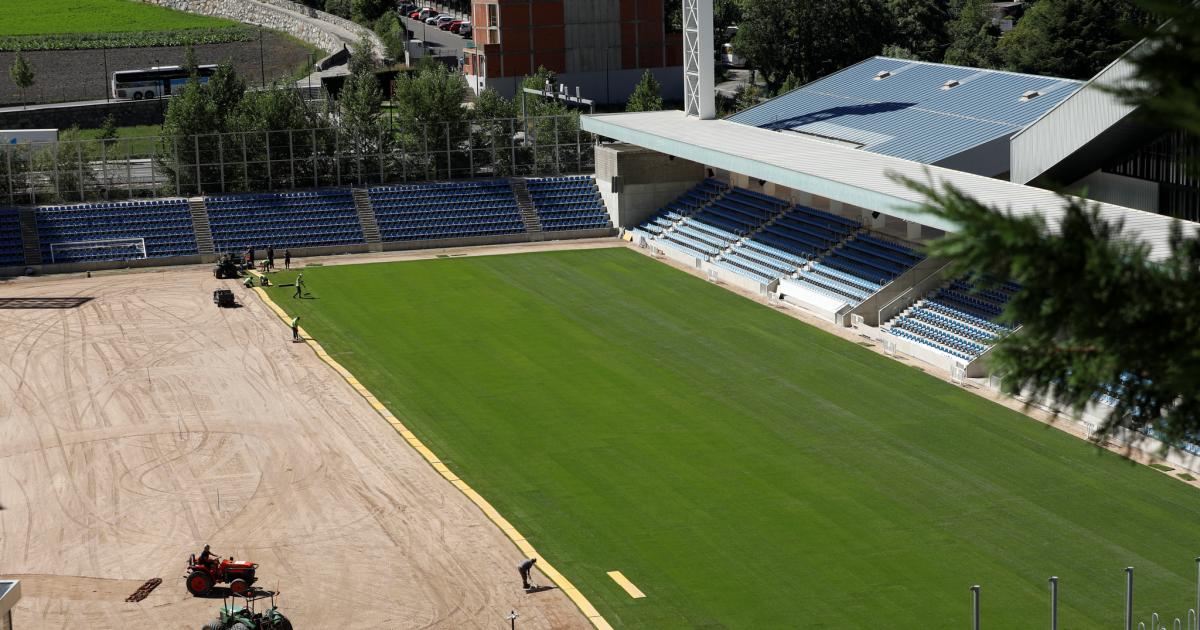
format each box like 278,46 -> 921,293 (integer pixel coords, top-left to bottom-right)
873,71 -> 892,81
1020,90 -> 1042,102
941,79 -> 961,90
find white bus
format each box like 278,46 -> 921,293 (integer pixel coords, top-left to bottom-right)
111,64 -> 217,100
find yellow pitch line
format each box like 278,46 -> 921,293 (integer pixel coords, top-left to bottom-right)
606,571 -> 646,599
249,282 -> 613,630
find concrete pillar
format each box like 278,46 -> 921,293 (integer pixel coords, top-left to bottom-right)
906,220 -> 923,241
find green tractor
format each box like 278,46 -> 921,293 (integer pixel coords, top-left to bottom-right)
213,252 -> 242,280
202,590 -> 292,630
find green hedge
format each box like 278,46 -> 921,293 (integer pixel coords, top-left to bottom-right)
0,27 -> 254,52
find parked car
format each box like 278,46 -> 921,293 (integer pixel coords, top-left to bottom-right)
446,19 -> 465,32
425,13 -> 442,25
417,8 -> 437,20
458,22 -> 472,38
408,9 -> 423,19
397,3 -> 418,15
436,16 -> 455,29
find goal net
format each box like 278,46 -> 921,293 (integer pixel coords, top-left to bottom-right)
50,237 -> 147,264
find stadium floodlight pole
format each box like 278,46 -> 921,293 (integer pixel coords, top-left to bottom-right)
682,0 -> 715,119
1126,567 -> 1135,630
1049,576 -> 1058,630
970,585 -> 981,630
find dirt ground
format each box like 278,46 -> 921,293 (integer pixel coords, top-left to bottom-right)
0,33 -> 315,106
0,252 -> 591,628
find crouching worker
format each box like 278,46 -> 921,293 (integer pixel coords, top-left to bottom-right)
291,316 -> 300,342
243,275 -> 255,288
518,557 -> 537,590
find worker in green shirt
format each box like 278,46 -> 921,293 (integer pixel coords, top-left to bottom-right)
291,316 -> 300,342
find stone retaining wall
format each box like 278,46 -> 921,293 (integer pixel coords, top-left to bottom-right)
140,0 -> 384,57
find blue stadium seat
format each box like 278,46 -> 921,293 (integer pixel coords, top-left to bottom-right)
369,180 -> 526,242
206,188 -> 364,252
0,209 -> 25,266
36,198 -> 198,263
527,176 -> 612,232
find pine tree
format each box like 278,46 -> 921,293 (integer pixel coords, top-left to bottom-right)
896,1 -> 1200,441
625,70 -> 664,112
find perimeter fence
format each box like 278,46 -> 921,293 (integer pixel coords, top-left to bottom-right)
0,114 -> 594,205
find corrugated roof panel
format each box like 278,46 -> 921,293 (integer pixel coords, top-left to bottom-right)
729,57 -> 1084,165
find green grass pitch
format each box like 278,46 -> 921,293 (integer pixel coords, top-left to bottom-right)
268,248 -> 1200,628
0,0 -> 238,36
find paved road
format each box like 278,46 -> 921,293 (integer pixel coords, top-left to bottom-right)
401,14 -> 469,56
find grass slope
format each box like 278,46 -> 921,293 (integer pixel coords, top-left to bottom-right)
268,249 -> 1200,628
0,0 -> 238,36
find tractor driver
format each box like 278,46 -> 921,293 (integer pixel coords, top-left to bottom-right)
198,544 -> 219,568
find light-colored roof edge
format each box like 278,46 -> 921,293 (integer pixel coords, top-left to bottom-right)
582,110 -> 1197,261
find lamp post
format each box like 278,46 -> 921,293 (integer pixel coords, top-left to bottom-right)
1049,577 -> 1058,630
971,585 -> 981,630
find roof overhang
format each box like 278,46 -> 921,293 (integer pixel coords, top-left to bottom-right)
0,579 -> 21,616
581,110 -> 1196,262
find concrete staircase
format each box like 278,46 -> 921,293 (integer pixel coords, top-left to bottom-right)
351,188 -> 383,251
510,178 -> 542,233
187,197 -> 215,255
18,208 -> 41,266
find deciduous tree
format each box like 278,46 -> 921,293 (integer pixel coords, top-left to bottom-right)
943,0 -> 1001,68
9,50 -> 34,108
1000,0 -> 1149,79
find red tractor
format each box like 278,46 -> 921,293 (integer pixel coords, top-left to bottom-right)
186,553 -> 258,597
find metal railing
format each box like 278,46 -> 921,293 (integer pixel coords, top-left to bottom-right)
0,115 -> 594,205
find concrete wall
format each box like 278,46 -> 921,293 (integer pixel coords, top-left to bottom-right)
849,256 -> 951,326
563,3 -> 622,74
595,142 -> 705,228
935,135 -> 1011,178
1,228 -> 614,279
1070,170 -> 1159,214
0,99 -> 166,129
140,0 -> 384,56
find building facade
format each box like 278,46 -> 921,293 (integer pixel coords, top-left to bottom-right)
463,0 -> 682,104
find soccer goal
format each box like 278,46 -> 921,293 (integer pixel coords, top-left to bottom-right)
50,237 -> 147,264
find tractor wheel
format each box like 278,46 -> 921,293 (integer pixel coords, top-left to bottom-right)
229,578 -> 249,596
275,618 -> 293,630
186,571 -> 214,596
201,619 -> 223,630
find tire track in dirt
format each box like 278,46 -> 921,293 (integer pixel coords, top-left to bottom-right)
0,268 -> 590,629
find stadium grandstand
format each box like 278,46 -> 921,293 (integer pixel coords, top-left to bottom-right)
5,2 -> 1200,629
0,177 -> 614,274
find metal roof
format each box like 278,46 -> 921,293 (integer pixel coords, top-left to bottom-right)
581,110 -> 1197,262
729,57 -> 1083,164
1010,38 -> 1148,184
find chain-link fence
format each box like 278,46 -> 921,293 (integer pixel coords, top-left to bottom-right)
0,115 -> 595,205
